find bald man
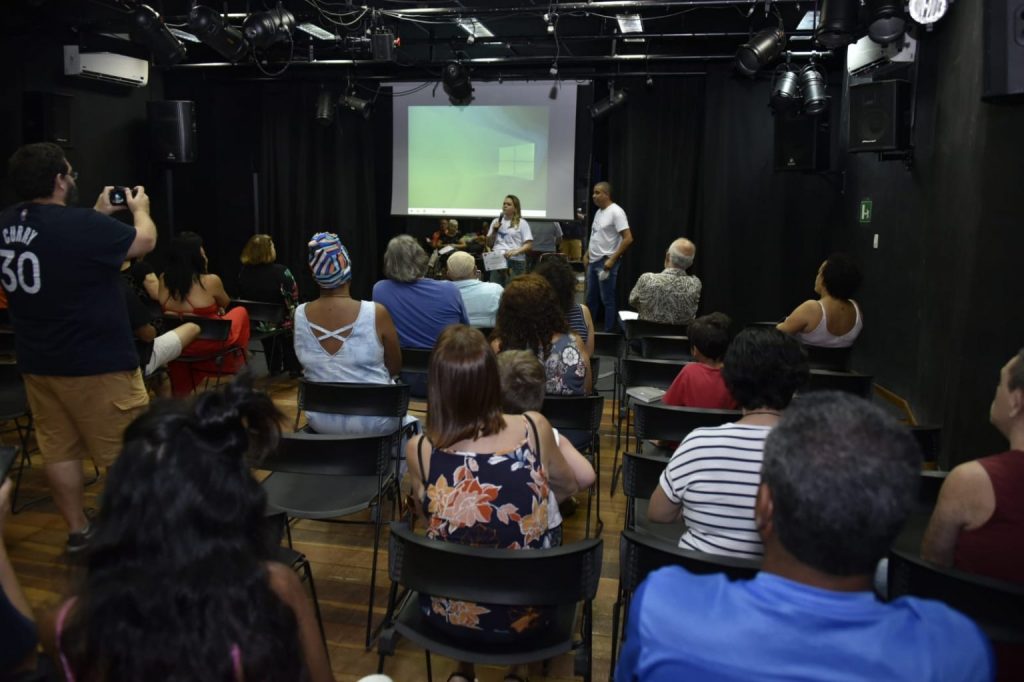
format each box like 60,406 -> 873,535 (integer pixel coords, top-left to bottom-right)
446,251 -> 503,327
628,237 -> 702,326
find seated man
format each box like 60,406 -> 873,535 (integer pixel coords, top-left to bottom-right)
628,237 -> 701,326
446,251 -> 503,328
618,392 -> 993,682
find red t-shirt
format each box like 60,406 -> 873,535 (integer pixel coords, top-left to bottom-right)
662,363 -> 738,410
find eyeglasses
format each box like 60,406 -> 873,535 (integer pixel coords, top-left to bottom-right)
62,169 -> 78,181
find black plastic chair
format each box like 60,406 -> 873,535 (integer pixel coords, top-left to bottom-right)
803,369 -> 874,398
888,548 -> 1024,644
632,402 -> 741,457
541,394 -> 605,537
894,470 -> 950,554
622,319 -> 689,350
230,299 -> 290,374
910,425 -> 942,465
260,431 -> 394,649
802,344 -> 852,371
399,347 -> 433,400
611,529 -> 760,674
162,315 -> 247,392
0,364 -> 39,512
639,335 -> 692,362
377,521 -> 604,682
620,451 -> 682,545
592,332 -> 622,413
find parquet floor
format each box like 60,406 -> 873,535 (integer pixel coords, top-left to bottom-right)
3,373 -> 630,682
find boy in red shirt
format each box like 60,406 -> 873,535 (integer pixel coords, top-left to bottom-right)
663,312 -> 738,409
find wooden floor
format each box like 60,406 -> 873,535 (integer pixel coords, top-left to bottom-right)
4,373 -> 631,682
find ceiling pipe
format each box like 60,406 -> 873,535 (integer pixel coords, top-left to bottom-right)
386,0 -> 807,15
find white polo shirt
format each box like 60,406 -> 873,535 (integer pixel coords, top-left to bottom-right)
588,202 -> 629,260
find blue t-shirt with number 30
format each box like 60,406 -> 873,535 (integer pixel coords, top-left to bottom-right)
0,202 -> 138,376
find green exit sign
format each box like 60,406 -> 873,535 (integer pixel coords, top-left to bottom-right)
859,199 -> 873,224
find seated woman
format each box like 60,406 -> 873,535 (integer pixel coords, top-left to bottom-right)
405,325 -> 577,682
777,253 -> 863,348
532,257 -> 595,359
50,379 -> 333,682
158,232 -> 251,396
237,234 -> 300,375
491,275 -> 591,396
647,328 -> 808,559
295,232 -> 402,436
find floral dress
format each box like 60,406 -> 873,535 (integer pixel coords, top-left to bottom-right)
417,418 -> 553,641
541,333 -> 587,395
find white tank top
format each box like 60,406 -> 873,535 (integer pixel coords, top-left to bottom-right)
795,300 -> 863,348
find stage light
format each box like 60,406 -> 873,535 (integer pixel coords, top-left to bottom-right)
590,88 -> 627,119
442,62 -> 473,105
908,0 -> 948,25
735,27 -> 786,77
243,5 -> 295,50
770,68 -> 803,113
866,0 -> 906,45
131,4 -> 186,67
815,0 -> 861,48
800,64 -> 828,115
188,5 -> 248,62
315,89 -> 335,126
341,93 -> 372,119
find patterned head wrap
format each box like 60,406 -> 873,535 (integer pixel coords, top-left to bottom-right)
307,232 -> 352,289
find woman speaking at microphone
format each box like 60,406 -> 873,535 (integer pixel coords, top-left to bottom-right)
485,194 -> 533,287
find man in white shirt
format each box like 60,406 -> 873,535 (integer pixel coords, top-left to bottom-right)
586,181 -> 634,332
446,251 -> 503,327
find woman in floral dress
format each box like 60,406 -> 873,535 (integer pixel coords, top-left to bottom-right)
405,325 -> 578,682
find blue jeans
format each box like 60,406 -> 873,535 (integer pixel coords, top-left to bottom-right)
490,258 -> 526,288
586,257 -> 621,332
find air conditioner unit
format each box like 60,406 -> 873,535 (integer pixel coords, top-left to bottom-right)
63,45 -> 149,87
846,34 -> 917,76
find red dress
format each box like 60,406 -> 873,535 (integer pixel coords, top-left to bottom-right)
163,300 -> 251,396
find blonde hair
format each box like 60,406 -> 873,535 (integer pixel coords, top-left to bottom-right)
506,195 -> 522,228
240,234 -> 276,266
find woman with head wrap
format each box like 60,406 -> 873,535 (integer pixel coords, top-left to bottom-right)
293,232 -> 403,435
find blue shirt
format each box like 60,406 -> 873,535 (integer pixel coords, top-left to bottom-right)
616,567 -> 993,682
451,279 -> 503,328
372,278 -> 469,349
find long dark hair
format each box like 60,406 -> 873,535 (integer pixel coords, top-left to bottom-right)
61,378 -> 308,682
164,231 -> 207,301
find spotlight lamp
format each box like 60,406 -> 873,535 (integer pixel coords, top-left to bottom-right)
188,5 -> 249,62
315,89 -> 334,126
800,64 -> 828,115
442,62 -> 474,105
341,93 -> 372,119
909,0 -> 949,25
815,0 -> 861,49
590,87 -> 627,119
770,66 -> 803,113
735,27 -> 787,77
866,0 -> 907,45
243,5 -> 296,50
132,4 -> 187,67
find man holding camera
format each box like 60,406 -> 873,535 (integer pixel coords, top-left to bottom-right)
1,143 -> 156,553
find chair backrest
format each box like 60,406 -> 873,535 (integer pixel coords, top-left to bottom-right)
541,394 -> 604,434
623,319 -> 689,342
633,402 -> 740,443
888,548 -> 1024,643
387,521 -> 603,605
0,331 -> 15,357
639,336 -> 692,362
231,299 -> 287,325
592,331 -> 622,360
917,469 -> 948,512
803,344 -> 852,372
297,380 -> 410,420
163,315 -> 232,342
401,347 -> 433,372
619,529 -> 760,593
621,357 -> 687,390
475,326 -> 494,340
260,432 -> 392,477
910,425 -> 942,464
804,369 -> 873,398
621,451 -> 669,501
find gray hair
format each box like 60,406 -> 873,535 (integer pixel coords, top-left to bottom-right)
667,238 -> 695,270
446,251 -> 477,280
383,235 -> 428,282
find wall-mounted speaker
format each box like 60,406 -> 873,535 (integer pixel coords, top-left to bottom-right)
848,80 -> 911,152
983,0 -> 1024,101
147,100 -> 196,163
774,114 -> 830,171
23,92 -> 72,147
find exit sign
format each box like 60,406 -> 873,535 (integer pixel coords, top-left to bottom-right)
859,199 -> 873,223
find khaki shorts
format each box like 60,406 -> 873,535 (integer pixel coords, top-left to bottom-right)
24,369 -> 149,467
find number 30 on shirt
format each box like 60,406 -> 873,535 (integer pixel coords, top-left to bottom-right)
0,249 -> 41,294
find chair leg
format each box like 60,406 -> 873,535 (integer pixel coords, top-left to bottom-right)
609,587 -> 623,681
425,650 -> 433,682
365,501 -> 385,650
299,557 -> 329,659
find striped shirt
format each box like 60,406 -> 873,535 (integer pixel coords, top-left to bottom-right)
659,423 -> 771,558
566,303 -> 589,345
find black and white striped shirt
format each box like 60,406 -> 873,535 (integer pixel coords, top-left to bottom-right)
658,423 -> 772,559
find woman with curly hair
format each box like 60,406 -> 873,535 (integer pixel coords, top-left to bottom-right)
532,257 -> 595,358
777,253 -> 863,348
51,379 -> 333,682
491,274 -> 591,396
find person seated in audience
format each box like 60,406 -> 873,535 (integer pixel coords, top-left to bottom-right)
628,237 -> 701,326
431,218 -> 464,250
48,379 -> 333,682
295,233 -> 402,435
372,235 -> 469,349
647,328 -> 807,558
662,312 -> 738,410
446,251 -> 503,328
0,478 -> 39,678
237,234 -> 300,375
497,350 -> 597,545
121,260 -> 200,387
491,274 -> 591,396
533,257 -> 595,358
158,233 -> 251,396
617,392 -> 993,682
405,325 -> 577,682
777,253 -> 863,348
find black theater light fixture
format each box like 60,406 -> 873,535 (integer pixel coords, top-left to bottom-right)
442,62 -> 474,105
341,93 -> 372,119
188,5 -> 249,62
866,0 -> 906,45
735,27 -> 786,77
243,4 -> 296,50
800,63 -> 828,115
815,0 -> 861,49
315,88 -> 334,126
132,4 -> 186,66
770,66 -> 803,113
590,86 -> 627,119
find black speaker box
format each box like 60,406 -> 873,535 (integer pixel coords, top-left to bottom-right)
774,114 -> 830,172
147,100 -> 196,163
23,92 -> 72,147
983,0 -> 1024,101
848,80 -> 911,152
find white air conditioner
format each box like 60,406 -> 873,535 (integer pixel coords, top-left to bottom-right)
846,34 -> 917,76
63,46 -> 149,87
